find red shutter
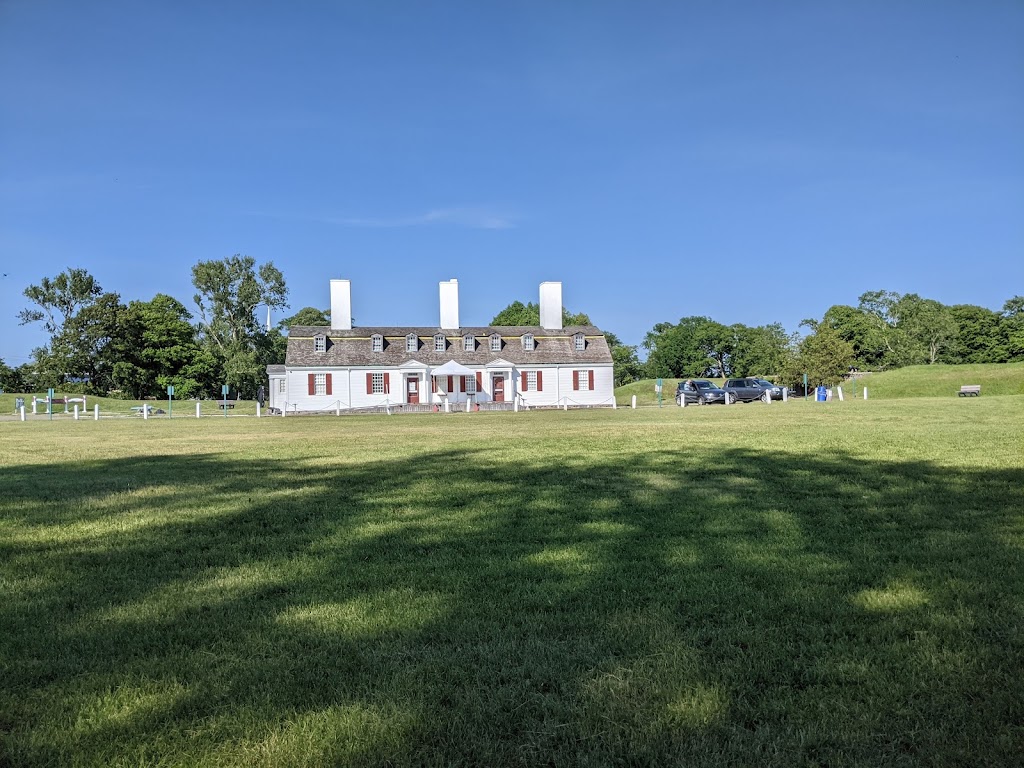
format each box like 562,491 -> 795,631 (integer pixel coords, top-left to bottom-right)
432,377 -> 438,393
308,374 -> 315,396
476,372 -> 482,390
588,370 -> 595,390
521,371 -> 527,391
326,373 -> 333,396
537,371 -> 543,391
366,373 -> 373,394
384,373 -> 390,394
448,375 -> 454,393
572,371 -> 579,391
461,375 -> 467,392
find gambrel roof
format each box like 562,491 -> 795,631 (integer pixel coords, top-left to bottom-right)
286,325 -> 613,367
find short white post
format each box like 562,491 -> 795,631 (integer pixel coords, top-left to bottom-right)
863,387 -> 869,400
20,406 -> 26,421
837,386 -> 844,402
74,405 -> 79,420
196,402 -> 201,419
444,397 -> 450,413
143,404 -> 148,420
782,387 -> 788,403
94,404 -> 99,420
724,391 -> 731,405
612,398 -> 617,409
631,394 -> 637,409
514,398 -> 519,412
32,398 -> 37,414
764,392 -> 771,405
563,399 -> 568,411
256,402 -> 261,418
680,392 -> 686,408
335,402 -> 340,416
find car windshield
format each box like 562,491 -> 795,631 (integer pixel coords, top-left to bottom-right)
756,380 -> 774,387
695,381 -> 714,390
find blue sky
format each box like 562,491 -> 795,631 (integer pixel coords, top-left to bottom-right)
2,1 -> 1022,364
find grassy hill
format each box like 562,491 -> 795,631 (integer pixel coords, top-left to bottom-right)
617,363 -> 1024,404
857,362 -> 1024,399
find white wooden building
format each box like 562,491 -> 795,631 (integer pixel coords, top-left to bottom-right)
269,279 -> 615,412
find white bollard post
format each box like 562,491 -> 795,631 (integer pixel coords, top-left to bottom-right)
863,387 -> 868,400
837,386 -> 844,402
94,404 -> 99,420
631,395 -> 637,409
256,402 -> 261,418
782,387 -> 788,403
444,398 -> 450,413
196,402 -> 201,419
143,404 -> 148,420
724,391 -> 731,406
74,405 -> 79,420
612,398 -> 617,410
20,406 -> 26,421
335,402 -> 340,416
563,400 -> 568,411
32,398 -> 37,414
514,398 -> 519,412
680,392 -> 686,408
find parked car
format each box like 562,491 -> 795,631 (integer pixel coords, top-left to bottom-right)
676,379 -> 731,405
722,377 -> 782,403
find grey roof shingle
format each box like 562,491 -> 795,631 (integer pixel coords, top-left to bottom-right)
285,325 -> 613,367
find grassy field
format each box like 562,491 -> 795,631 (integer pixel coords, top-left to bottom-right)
2,399 -> 1022,766
859,362 -> 1024,399
0,392 -> 263,418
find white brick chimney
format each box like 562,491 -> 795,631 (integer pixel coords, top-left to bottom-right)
439,278 -> 459,329
539,281 -> 562,330
330,279 -> 352,330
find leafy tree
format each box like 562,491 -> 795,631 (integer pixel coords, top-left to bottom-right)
0,358 -> 27,391
820,304 -> 885,369
780,326 -> 854,389
490,301 -> 591,326
899,296 -> 957,365
18,268 -> 102,335
642,318 -> 714,378
943,305 -> 1008,364
192,255 -> 289,398
604,332 -> 642,387
279,307 -> 331,328
728,323 -> 791,377
1003,296 -> 1024,360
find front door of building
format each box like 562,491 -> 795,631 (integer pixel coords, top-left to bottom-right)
492,375 -> 504,403
406,375 -> 419,404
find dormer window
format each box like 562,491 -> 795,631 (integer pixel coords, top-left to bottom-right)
406,333 -> 418,353
573,332 -> 586,351
371,334 -> 384,353
313,334 -> 327,353
434,334 -> 446,352
522,333 -> 535,351
489,334 -> 501,352
463,334 -> 475,352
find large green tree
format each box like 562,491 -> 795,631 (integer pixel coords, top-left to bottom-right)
192,255 -> 289,398
490,301 -> 591,326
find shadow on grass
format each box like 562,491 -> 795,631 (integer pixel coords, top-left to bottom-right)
1,447 -> 1022,766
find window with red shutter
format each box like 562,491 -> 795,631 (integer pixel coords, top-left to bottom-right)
572,371 -> 580,391
384,373 -> 390,394
448,375 -> 454,393
521,371 -> 527,390
537,371 -> 543,391
326,374 -> 333,396
588,370 -> 595,390
308,374 -> 315,396
476,372 -> 482,390
366,373 -> 373,394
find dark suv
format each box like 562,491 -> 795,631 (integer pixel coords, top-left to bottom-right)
722,377 -> 782,403
676,379 -> 730,405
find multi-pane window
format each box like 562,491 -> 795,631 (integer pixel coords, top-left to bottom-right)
522,333 -> 535,351
314,373 -> 327,395
434,334 -> 446,352
490,334 -> 501,351
463,334 -> 475,352
314,335 -> 326,353
406,333 -> 418,352
526,371 -> 537,391
573,333 -> 586,351
465,375 -> 477,395
278,379 -> 286,393
372,334 -> 383,353
372,372 -> 385,394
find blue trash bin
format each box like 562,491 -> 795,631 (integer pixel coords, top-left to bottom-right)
815,386 -> 827,402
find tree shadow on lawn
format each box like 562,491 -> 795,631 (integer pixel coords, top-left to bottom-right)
1,448 -> 1022,767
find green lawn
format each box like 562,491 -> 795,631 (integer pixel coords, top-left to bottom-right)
859,362 -> 1024,399
2,399 -> 1022,766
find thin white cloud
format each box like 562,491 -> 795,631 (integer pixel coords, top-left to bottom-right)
247,207 -> 517,230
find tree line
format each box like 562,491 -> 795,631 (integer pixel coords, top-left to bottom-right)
641,291 -> 1024,388
2,267 -> 1020,396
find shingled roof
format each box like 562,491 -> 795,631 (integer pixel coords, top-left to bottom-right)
285,325 -> 613,367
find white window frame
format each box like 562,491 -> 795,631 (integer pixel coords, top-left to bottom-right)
314,335 -> 326,353
371,372 -> 385,394
278,379 -> 286,393
577,369 -> 591,390
372,334 -> 384,353
526,371 -> 537,391
490,334 -> 501,352
434,334 -> 446,352
463,334 -> 475,352
574,333 -> 586,351
522,333 -> 535,351
406,333 -> 418,352
314,373 -> 327,396
465,375 -> 477,395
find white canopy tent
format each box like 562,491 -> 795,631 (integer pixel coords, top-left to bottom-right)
430,360 -> 478,408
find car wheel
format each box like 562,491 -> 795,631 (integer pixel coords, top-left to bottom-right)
697,396 -> 707,406
727,393 -> 737,405
761,391 -> 770,403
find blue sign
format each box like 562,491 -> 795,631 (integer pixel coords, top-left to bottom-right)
167,385 -> 175,397
221,385 -> 229,396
